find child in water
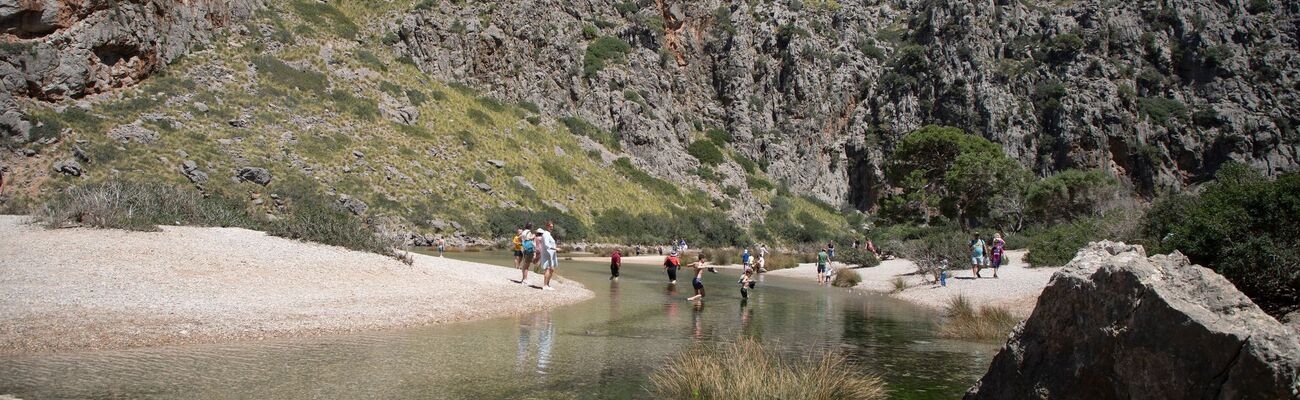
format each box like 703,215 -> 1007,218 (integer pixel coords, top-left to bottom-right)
739,269 -> 756,299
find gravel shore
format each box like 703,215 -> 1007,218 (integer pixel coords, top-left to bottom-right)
0,216 -> 592,355
766,249 -> 1058,317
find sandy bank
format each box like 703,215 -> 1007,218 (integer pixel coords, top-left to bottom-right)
766,250 -> 1058,317
0,216 -> 593,355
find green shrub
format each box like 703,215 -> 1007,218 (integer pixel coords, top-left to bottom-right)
252,55 -> 327,95
483,207 -> 588,241
835,246 -> 880,269
1048,33 -> 1085,61
466,108 -> 492,125
518,101 -> 541,114
687,140 -> 725,165
705,128 -> 733,145
746,175 -> 773,191
356,50 -> 387,71
1139,97 -> 1188,127
560,116 -> 621,151
454,129 -> 477,150
593,206 -> 746,247
1033,82 -> 1068,113
329,90 -> 379,120
290,0 -> 358,39
476,96 -> 507,112
583,36 -> 632,78
1142,162 -> 1299,317
651,339 -> 886,400
406,89 -> 428,106
542,162 -> 577,185
1025,169 -> 1120,223
613,157 -> 678,197
1024,218 -> 1100,267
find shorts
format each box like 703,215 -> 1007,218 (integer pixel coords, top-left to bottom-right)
971,256 -> 985,265
521,250 -> 535,265
541,250 -> 558,270
692,278 -> 704,290
817,264 -> 826,273
513,250 -> 523,257
990,255 -> 1002,268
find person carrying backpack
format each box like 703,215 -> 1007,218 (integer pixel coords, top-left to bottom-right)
518,223 -> 536,285
664,251 -> 681,284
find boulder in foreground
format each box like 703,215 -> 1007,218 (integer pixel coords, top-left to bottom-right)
965,241 -> 1300,399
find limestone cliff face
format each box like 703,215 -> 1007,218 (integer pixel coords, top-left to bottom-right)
398,0 -> 1299,212
0,0 -> 266,139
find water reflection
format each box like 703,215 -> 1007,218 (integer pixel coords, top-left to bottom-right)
514,311 -> 555,377
691,301 -> 705,341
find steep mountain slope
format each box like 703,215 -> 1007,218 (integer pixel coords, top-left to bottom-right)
397,0 -> 1299,210
0,0 -> 850,246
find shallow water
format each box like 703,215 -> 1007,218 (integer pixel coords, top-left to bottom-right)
0,251 -> 997,399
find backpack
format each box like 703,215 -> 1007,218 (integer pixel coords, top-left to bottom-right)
523,238 -> 535,252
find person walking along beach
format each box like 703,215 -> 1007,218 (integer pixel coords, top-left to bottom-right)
970,232 -> 987,278
990,232 -> 1006,279
609,248 -> 622,280
536,222 -> 559,290
518,223 -> 536,285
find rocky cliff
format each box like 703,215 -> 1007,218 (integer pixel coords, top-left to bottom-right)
397,0 -> 1299,211
1,0 -> 266,141
964,241 -> 1300,399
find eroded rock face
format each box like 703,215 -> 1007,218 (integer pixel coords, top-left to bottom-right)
400,0 -> 1299,212
0,0 -> 265,141
964,241 -> 1300,399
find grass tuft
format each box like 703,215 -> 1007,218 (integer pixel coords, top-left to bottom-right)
938,295 -> 1019,341
831,268 -> 861,287
651,339 -> 887,400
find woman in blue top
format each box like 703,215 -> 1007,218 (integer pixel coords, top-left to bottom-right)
970,232 -> 987,278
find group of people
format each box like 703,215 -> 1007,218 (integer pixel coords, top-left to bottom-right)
510,222 -> 561,291
968,232 -> 1006,279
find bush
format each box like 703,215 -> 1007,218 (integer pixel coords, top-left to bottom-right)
705,128 -> 733,145
891,229 -> 968,283
687,140 -> 725,166
699,247 -> 737,265
252,55 -> 327,95
290,0 -> 359,39
483,207 -> 588,241
832,268 -> 862,287
890,277 -> 909,293
560,116 -> 621,151
938,295 -> 1019,341
1048,33 -> 1085,61
651,339 -> 887,400
1142,162 -> 1299,317
1024,218 -> 1099,267
1139,97 -> 1188,127
1025,169 -> 1120,224
835,246 -> 880,269
764,252 -> 799,270
593,207 -> 746,247
329,90 -> 379,120
583,36 -> 631,78
466,108 -> 492,125
613,157 -> 678,197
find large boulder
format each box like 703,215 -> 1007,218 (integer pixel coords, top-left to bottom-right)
965,241 -> 1300,399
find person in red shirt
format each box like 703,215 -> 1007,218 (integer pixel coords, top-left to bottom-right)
664,251 -> 680,284
610,249 -> 622,281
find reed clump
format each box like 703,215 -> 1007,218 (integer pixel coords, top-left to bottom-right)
938,295 -> 1019,341
651,338 -> 887,400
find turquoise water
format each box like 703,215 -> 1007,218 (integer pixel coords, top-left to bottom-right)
0,251 -> 996,399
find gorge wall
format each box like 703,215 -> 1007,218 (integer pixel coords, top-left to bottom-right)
1,0 -> 266,141
397,0 -> 1299,212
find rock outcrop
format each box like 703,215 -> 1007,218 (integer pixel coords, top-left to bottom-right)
964,241 -> 1300,399
0,0 -> 266,141
399,0 -> 1299,212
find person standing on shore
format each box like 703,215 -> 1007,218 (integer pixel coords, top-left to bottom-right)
610,248 -> 622,280
990,232 -> 1006,279
970,232 -> 987,278
536,222 -> 559,290
664,251 -> 681,284
827,241 -> 835,260
518,223 -> 536,285
435,237 -> 446,257
512,228 -> 526,271
685,254 -> 710,301
816,247 -> 829,285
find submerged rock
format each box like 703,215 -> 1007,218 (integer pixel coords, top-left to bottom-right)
964,241 -> 1300,400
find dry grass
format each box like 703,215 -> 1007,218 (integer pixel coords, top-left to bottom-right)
831,268 -> 862,287
650,339 -> 887,400
889,277 -> 909,293
937,295 -> 1019,341
764,253 -> 800,270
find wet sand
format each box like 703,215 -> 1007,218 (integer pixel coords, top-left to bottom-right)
0,216 -> 592,355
